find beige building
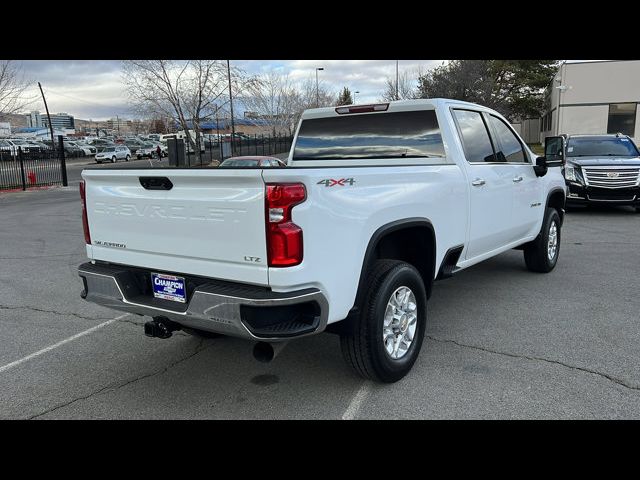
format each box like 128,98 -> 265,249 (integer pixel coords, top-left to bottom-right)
540,60 -> 640,142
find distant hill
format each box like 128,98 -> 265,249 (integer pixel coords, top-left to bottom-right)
0,113 -> 28,128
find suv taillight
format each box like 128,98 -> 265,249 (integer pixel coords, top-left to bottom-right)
79,180 -> 91,245
265,183 -> 306,267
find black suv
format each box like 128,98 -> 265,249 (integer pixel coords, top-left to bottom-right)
554,134 -> 640,212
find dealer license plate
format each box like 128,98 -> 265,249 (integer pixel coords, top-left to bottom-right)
151,273 -> 186,303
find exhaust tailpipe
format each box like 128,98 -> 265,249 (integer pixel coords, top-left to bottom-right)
253,341 -> 288,363
144,317 -> 180,339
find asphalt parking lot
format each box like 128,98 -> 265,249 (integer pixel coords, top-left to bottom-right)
1,182 -> 639,419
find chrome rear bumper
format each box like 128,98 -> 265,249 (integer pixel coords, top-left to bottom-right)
78,262 -> 328,341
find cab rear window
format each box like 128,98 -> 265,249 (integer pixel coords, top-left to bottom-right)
293,110 -> 445,160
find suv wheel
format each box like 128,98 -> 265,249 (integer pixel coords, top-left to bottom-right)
125,155 -> 130,162
524,207 -> 561,273
111,156 -> 117,163
340,260 -> 427,383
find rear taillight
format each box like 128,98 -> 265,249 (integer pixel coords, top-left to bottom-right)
265,183 -> 306,267
79,180 -> 91,245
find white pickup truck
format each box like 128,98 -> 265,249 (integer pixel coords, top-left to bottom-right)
78,99 -> 566,383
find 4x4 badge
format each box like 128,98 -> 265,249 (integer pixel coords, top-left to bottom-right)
317,178 -> 356,187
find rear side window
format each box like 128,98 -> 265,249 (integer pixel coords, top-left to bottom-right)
452,109 -> 497,163
292,110 -> 445,160
488,115 -> 527,163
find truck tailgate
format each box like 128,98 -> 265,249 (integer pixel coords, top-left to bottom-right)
82,169 -> 268,285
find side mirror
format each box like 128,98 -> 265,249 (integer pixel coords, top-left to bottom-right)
544,136 -> 565,167
533,156 -> 548,177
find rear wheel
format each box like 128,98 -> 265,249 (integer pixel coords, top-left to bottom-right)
111,156 -> 116,163
125,155 -> 130,162
96,160 -> 102,164
635,207 -> 640,213
524,207 -> 561,273
340,260 -> 427,383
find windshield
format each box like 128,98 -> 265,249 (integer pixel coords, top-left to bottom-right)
292,110 -> 445,160
567,137 -> 639,157
103,147 -> 115,152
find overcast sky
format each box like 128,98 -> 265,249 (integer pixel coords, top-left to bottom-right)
18,60 -> 442,121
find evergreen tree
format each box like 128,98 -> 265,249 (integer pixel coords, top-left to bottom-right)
416,60 -> 559,119
336,87 -> 354,106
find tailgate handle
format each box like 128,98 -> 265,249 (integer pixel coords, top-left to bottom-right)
139,177 -> 173,190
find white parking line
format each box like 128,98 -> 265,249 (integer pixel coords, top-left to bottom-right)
0,313 -> 128,374
342,382 -> 371,420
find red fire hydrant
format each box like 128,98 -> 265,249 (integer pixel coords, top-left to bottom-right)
27,171 -> 37,185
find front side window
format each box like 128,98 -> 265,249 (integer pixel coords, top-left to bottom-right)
452,109 -> 497,163
488,115 -> 527,163
293,110 -> 445,160
607,103 -> 637,137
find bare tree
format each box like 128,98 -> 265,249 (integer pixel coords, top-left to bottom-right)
380,70 -> 418,101
122,60 -> 238,163
289,76 -> 335,129
242,71 -> 300,136
0,60 -> 32,119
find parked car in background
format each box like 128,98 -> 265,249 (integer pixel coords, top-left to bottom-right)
94,145 -> 131,164
65,141 -> 94,156
62,141 -> 85,156
76,142 -> 97,155
159,132 -> 205,153
136,143 -> 167,159
124,139 -> 145,154
0,139 -> 17,158
87,138 -> 116,152
5,138 -> 33,153
554,133 -> 640,212
25,140 -> 51,152
218,156 -> 286,167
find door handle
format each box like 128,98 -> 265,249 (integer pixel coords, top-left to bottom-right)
513,176 -> 524,183
471,178 -> 486,187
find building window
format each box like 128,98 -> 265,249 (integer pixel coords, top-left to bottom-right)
607,103 -> 637,137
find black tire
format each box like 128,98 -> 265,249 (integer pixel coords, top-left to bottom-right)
524,207 -> 561,273
111,156 -> 116,163
125,155 -> 130,162
137,155 -> 142,160
635,207 -> 640,213
182,327 -> 224,339
96,160 -> 102,164
340,260 -> 427,383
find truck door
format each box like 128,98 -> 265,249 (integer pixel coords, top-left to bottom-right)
452,109 -> 514,259
485,113 -> 543,241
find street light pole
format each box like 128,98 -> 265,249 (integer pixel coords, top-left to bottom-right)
354,90 -> 360,104
395,60 -> 399,100
37,82 -> 55,146
315,67 -> 324,108
227,60 -> 236,155
215,104 -> 221,162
